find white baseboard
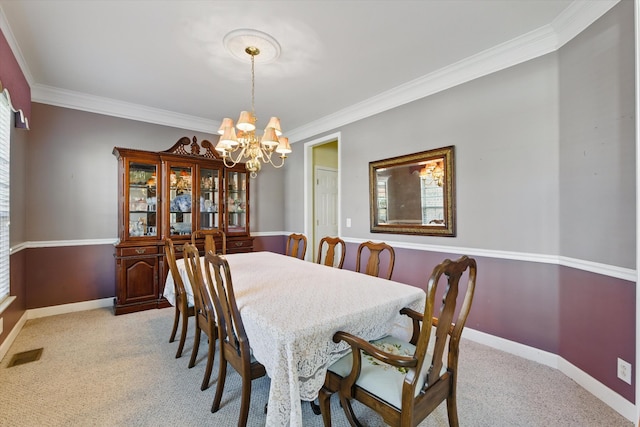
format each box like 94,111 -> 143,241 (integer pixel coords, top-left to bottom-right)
0,311 -> 26,363
27,297 -> 113,320
0,298 -> 113,363
463,328 -> 637,423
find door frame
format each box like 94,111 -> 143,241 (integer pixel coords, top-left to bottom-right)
304,132 -> 341,261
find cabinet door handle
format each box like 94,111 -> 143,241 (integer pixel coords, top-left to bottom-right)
135,248 -> 146,254
235,242 -> 243,247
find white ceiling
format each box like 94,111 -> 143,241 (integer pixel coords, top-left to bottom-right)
0,0 -> 619,140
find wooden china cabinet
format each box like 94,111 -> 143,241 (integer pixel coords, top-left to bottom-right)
112,136 -> 253,315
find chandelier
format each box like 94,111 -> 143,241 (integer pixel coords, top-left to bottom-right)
215,43 -> 291,178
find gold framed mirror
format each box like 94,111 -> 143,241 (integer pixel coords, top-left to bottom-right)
369,146 -> 455,236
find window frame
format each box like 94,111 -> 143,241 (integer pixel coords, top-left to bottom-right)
0,90 -> 11,306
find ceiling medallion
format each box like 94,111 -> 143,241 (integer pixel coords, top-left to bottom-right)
223,29 -> 281,64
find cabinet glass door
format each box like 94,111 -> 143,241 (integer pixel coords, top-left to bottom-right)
128,162 -> 158,238
198,167 -> 220,230
168,165 -> 194,236
226,170 -> 248,235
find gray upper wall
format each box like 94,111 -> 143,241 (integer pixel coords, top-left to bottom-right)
9,1 -> 634,270
558,0 -> 635,268
288,53 -> 560,253
287,0 -> 634,269
20,104 -> 284,241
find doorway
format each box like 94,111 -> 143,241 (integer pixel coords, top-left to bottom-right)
304,133 -> 340,261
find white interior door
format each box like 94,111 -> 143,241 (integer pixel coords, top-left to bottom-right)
314,167 -> 338,259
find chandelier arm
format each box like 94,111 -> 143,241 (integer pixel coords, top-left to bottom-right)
221,156 -> 238,169
258,145 -> 288,168
264,153 -> 287,169
222,145 -> 247,168
259,146 -> 273,162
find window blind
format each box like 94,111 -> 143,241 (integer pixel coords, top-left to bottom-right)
0,93 -> 10,304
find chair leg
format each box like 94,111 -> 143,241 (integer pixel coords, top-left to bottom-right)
189,325 -> 201,369
238,375 -> 252,427
200,334 -> 216,391
211,358 -> 227,413
318,386 -> 333,427
169,306 -> 179,343
446,389 -> 460,427
310,399 -> 322,415
339,395 -> 364,427
175,309 -> 189,358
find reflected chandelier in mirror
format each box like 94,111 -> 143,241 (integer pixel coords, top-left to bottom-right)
369,146 -> 455,236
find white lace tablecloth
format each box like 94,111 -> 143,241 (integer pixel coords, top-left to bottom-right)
164,251 -> 425,427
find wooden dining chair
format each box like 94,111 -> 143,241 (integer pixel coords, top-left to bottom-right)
355,240 -> 395,280
204,251 -> 267,426
165,238 -> 195,358
192,228 -> 226,255
318,255 -> 477,427
316,236 -> 346,269
286,233 -> 307,260
183,243 -> 218,391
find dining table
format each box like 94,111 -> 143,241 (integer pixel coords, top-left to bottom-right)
163,250 -> 426,427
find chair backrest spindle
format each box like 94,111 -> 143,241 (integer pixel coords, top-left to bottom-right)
355,240 -> 395,280
286,233 -> 307,260
316,236 -> 346,268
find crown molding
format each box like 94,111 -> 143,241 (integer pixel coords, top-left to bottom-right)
30,84 -> 219,133
552,0 -> 621,48
286,0 -> 621,143
287,24 -> 559,142
0,4 -> 34,85
1,1 -> 621,139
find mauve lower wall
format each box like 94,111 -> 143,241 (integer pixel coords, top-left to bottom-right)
558,267 -> 635,401
340,241 -> 634,402
12,237 -> 634,403
24,245 -> 115,309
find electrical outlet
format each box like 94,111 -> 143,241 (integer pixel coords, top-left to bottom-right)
617,358 -> 632,384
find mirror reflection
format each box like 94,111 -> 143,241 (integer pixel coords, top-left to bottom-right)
370,146 -> 455,236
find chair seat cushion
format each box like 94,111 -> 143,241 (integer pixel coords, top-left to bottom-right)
328,335 -> 445,409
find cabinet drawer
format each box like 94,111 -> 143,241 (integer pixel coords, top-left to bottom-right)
120,246 -> 159,257
227,237 -> 253,254
229,239 -> 252,249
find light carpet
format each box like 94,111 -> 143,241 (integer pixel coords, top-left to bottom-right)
0,307 -> 632,426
